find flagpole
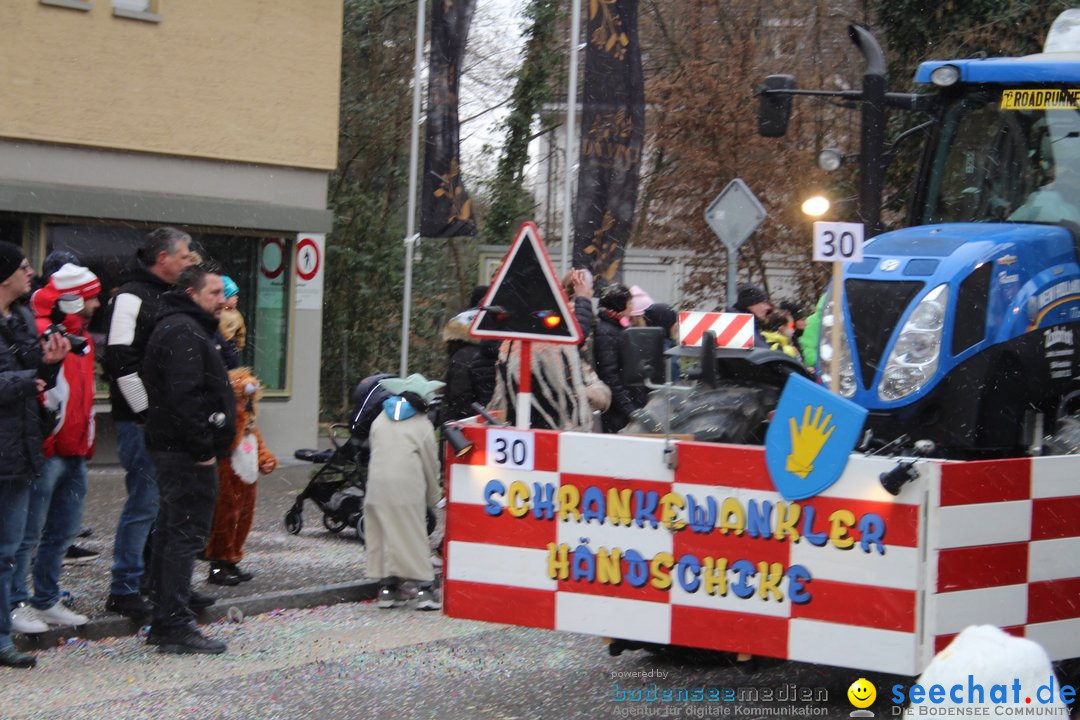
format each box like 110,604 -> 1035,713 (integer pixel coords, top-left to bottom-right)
559,0 -> 582,277
401,0 -> 427,378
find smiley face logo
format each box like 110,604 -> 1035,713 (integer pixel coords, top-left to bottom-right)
848,678 -> 876,709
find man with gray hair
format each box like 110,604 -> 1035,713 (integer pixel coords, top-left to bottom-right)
103,227 -> 193,618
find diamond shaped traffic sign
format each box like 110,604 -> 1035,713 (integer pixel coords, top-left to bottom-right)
704,178 -> 767,252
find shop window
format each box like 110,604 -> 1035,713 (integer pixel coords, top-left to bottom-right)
45,223 -> 291,392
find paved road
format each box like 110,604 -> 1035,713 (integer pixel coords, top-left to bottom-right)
2,598 -> 908,720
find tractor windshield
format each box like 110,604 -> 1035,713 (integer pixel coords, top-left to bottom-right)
920,87 -> 1080,226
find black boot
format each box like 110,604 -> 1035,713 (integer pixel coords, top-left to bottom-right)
157,628 -> 227,655
207,561 -> 241,586
106,593 -> 151,618
226,562 -> 253,582
0,646 -> 36,669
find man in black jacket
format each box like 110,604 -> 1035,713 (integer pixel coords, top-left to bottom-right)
104,227 -> 193,616
0,243 -> 68,668
727,283 -> 773,349
142,265 -> 235,654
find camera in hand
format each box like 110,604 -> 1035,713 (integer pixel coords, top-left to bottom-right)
42,294 -> 89,356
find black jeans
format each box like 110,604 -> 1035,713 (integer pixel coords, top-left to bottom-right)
148,451 -> 218,634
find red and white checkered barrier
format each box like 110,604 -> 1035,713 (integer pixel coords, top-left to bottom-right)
927,456 -> 1080,661
443,425 -> 1080,675
678,311 -> 755,349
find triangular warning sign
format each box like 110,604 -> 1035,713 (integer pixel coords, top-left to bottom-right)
469,222 -> 582,344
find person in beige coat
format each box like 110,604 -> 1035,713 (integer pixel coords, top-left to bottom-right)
365,374 -> 444,611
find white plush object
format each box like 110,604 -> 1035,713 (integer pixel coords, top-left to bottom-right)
915,625 -> 1068,711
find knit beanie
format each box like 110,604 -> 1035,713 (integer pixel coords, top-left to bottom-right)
0,242 -> 25,283
49,263 -> 101,299
643,303 -> 678,332
629,285 -> 655,317
222,275 -> 240,299
736,284 -> 769,309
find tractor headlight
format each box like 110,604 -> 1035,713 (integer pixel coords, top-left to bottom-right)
819,295 -> 857,397
878,284 -> 949,401
929,64 -> 961,87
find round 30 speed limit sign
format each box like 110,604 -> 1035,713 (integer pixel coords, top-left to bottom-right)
813,221 -> 865,263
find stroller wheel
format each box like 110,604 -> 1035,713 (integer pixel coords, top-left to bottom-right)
355,513 -> 365,545
284,510 -> 303,535
323,514 -> 348,533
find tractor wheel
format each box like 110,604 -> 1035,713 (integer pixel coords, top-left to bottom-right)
622,385 -> 774,445
1045,415 -> 1080,455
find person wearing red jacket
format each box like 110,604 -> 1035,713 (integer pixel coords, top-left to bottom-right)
8,263 -> 101,633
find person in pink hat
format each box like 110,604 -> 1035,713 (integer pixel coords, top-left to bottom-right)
9,262 -> 101,636
627,285 -> 655,327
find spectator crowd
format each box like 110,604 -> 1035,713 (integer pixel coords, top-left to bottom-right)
0,227 -> 271,667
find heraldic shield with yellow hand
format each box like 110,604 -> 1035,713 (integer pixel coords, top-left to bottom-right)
764,374 -> 868,501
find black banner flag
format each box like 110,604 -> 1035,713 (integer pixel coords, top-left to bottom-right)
420,0 -> 477,238
571,0 -> 644,283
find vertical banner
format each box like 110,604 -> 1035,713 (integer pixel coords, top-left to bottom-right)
420,0 -> 477,238
571,0 -> 644,283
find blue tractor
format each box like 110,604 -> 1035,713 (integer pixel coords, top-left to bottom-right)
758,12 -> 1080,459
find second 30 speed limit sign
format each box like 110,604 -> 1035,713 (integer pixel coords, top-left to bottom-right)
813,221 -> 864,263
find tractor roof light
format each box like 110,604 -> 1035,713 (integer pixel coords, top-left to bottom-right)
929,64 -> 961,87
818,148 -> 844,172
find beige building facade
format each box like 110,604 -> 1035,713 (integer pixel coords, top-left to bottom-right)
0,0 -> 344,454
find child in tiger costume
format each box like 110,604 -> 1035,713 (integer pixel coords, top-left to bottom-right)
204,367 -> 277,585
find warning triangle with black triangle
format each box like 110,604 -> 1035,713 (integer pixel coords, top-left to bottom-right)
469,222 -> 582,344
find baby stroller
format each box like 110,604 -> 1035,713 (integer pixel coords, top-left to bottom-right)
288,373 -> 436,543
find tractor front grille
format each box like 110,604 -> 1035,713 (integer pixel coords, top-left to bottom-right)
845,279 -> 925,390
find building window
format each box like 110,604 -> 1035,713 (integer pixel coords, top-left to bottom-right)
112,0 -> 162,22
44,222 -> 292,392
39,0 -> 93,11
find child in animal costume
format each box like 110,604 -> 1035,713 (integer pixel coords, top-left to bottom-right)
204,367 -> 277,585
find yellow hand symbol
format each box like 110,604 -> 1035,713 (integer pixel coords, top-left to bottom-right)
786,405 -> 835,479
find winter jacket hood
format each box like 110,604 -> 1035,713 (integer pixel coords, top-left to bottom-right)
382,395 -> 420,421
441,309 -> 479,345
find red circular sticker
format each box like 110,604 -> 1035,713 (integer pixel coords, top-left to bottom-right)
260,238 -> 286,279
296,237 -> 321,281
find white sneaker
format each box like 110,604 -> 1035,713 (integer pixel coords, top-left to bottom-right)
10,605 -> 48,634
377,586 -> 406,609
415,588 -> 442,611
36,602 -> 88,627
